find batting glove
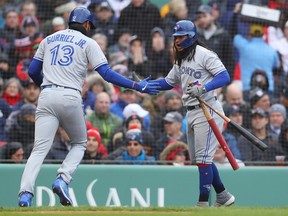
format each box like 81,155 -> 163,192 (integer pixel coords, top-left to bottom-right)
186,83 -> 206,98
133,75 -> 161,95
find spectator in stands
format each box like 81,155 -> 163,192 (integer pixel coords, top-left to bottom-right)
0,98 -> 11,142
151,90 -> 183,140
114,125 -> 156,165
14,16 -> 43,77
249,87 -> 271,113
146,27 -> 171,78
82,128 -> 108,164
108,28 -> 132,57
81,79 -> 96,115
1,141 -> 24,163
18,0 -> 39,25
280,86 -> 288,114
108,113 -> 155,155
46,127 -> 71,162
233,24 -> 279,96
110,87 -> 137,120
51,16 -> 66,33
154,111 -> 187,160
127,35 -> 151,79
249,70 -> 270,95
86,92 -> 123,146
223,104 -> 243,140
279,123 -> 288,157
117,0 -> 162,43
223,83 -> 246,107
141,91 -> 165,122
269,20 -> 288,75
5,103 -> 36,157
2,77 -> 23,107
238,108 -> 284,165
86,73 -> 115,97
159,141 -> 189,166
41,1 -> 77,37
12,79 -> 40,112
196,4 -> 235,79
91,1 -> 117,47
269,20 -> 288,98
122,103 -> 150,131
0,53 -> 14,81
91,33 -> 109,58
0,9 -> 19,65
222,120 -> 242,160
107,0 -> 130,19
268,104 -> 286,138
213,144 -> 245,168
163,0 -> 189,40
109,51 -> 129,68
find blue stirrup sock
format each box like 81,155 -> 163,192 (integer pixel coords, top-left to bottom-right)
197,164 -> 213,202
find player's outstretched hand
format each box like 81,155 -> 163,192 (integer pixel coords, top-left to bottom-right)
134,75 -> 161,95
186,82 -> 206,98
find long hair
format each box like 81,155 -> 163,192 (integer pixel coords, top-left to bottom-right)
173,39 -> 209,67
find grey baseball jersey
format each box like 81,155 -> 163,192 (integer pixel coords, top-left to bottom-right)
20,29 -> 106,194
34,29 -> 108,91
165,45 -> 226,164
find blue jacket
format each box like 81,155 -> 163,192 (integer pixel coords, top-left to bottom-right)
115,149 -> 156,165
233,36 -> 279,91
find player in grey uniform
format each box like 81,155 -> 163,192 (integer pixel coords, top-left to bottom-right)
150,20 -> 235,206
18,7 -> 160,207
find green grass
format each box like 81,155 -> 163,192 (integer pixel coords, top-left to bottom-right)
1,207 -> 288,216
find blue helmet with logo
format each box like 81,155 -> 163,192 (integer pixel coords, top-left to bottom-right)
69,7 -> 95,29
172,20 -> 198,48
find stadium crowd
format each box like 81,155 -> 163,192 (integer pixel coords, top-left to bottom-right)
0,0 -> 288,166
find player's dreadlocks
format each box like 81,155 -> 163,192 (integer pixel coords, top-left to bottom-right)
174,39 -> 210,67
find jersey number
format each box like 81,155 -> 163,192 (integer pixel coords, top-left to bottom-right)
50,44 -> 74,66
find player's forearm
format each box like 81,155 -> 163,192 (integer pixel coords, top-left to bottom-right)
204,70 -> 230,92
149,78 -> 174,90
96,64 -> 135,89
28,58 -> 43,86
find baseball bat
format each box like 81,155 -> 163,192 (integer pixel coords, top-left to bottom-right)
198,98 -> 268,152
198,99 -> 240,170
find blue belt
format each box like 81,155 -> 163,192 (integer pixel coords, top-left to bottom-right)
41,85 -> 81,94
186,96 -> 217,111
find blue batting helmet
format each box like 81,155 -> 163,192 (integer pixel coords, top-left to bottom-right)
172,20 -> 198,48
69,7 -> 95,29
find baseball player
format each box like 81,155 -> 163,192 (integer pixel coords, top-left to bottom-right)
18,7 -> 160,207
150,20 -> 235,207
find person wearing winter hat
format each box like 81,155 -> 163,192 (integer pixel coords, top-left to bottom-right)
249,87 -> 270,113
114,125 -> 155,165
269,104 -> 287,137
108,113 -> 155,156
159,141 -> 189,166
82,128 -> 108,164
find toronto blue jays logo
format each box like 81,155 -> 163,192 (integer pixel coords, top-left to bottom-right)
174,25 -> 181,32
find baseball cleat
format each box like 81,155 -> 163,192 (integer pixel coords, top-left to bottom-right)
214,189 -> 235,207
18,191 -> 33,207
196,201 -> 209,207
52,176 -> 73,206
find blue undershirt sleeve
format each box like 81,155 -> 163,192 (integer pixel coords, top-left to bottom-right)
28,58 -> 43,87
96,64 -> 134,88
204,70 -> 230,92
150,78 -> 174,90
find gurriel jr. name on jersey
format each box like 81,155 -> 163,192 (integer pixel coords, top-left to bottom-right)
47,34 -> 86,49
